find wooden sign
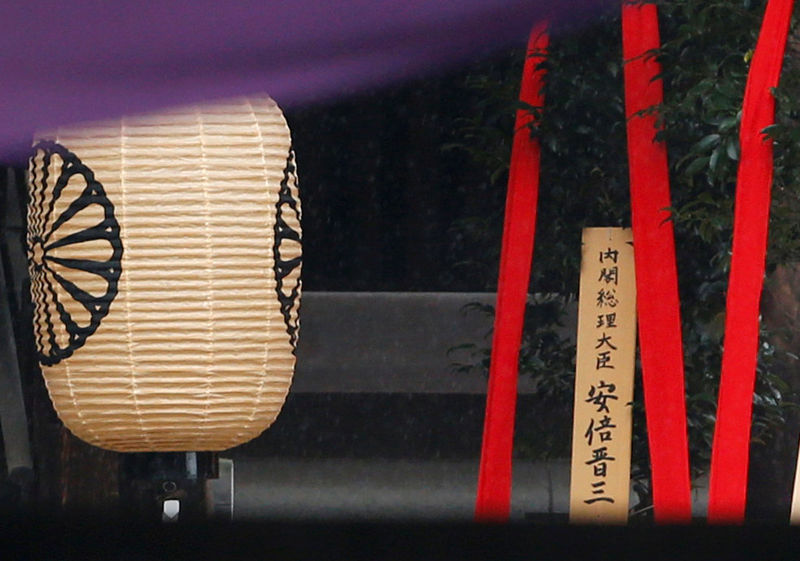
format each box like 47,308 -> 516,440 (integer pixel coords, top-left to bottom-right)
790,436 -> 800,524
569,227 -> 636,524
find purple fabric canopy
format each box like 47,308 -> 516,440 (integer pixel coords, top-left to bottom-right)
1,0 -> 608,162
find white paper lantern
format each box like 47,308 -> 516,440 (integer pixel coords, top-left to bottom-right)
26,96 -> 301,452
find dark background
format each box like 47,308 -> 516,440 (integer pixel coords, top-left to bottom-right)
287,59 -> 511,293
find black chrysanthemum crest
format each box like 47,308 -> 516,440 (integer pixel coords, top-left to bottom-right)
273,149 -> 302,350
27,140 -> 123,366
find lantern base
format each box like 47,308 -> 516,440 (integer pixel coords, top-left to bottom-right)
119,452 -> 221,523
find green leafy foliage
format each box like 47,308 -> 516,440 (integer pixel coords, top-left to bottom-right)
451,1 -> 800,517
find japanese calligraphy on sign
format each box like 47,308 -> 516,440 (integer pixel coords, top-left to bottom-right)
569,228 -> 636,524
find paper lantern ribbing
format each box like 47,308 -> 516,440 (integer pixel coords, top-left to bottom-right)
26,97 -> 301,452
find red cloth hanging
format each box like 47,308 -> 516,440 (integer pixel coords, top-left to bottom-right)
475,22 -> 548,522
621,2 -> 693,524
708,0 -> 795,524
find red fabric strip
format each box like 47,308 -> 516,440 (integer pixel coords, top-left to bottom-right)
622,2 -> 693,524
475,23 -> 548,522
708,0 -> 795,524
